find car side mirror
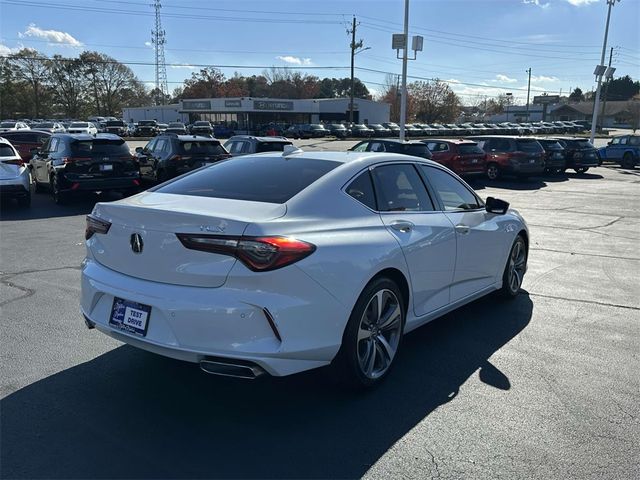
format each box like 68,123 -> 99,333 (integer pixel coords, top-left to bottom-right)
135,147 -> 144,154
607,141 -> 612,145
485,196 -> 509,215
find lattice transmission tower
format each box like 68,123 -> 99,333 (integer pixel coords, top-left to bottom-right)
151,0 -> 168,105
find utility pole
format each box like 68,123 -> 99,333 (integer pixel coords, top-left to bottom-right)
525,68 -> 532,121
590,0 -> 620,144
347,17 -> 367,126
599,47 -> 614,131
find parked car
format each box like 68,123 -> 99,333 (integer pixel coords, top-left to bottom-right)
536,138 -> 567,174
213,124 -> 235,138
349,138 -> 432,159
30,133 -> 140,204
189,121 -> 213,137
570,121 -> 591,132
0,137 -> 31,207
285,124 -> 328,139
382,122 -> 401,136
403,124 -> 423,137
597,134 -> 640,169
326,124 -> 349,138
0,121 -> 31,133
423,139 -> 487,176
224,135 -> 293,156
135,134 -> 231,183
165,122 -> 188,135
0,130 -> 51,162
157,123 -> 168,134
468,136 -> 545,180
80,148 -> 529,388
104,120 -> 128,136
346,124 -> 372,138
67,122 -> 98,135
553,137 -> 599,173
31,122 -> 65,133
369,124 -> 391,137
134,120 -> 159,137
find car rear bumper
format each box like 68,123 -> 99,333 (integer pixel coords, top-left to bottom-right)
59,175 -> 140,192
0,172 -> 30,196
80,258 -> 348,376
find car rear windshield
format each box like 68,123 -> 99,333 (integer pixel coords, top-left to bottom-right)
178,141 -> 226,155
34,123 -> 54,128
256,141 -> 293,153
566,139 -> 595,149
70,139 -> 130,155
70,122 -> 88,128
0,144 -> 17,157
458,144 -> 485,155
168,123 -> 184,128
395,144 -> 430,156
194,121 -> 210,126
516,140 -> 543,153
538,140 -> 563,149
156,156 -> 340,203
139,121 -> 156,126
0,122 -> 16,128
106,121 -> 125,126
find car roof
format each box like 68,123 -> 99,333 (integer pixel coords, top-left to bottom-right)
359,138 -> 426,145
426,138 -> 478,144
227,135 -> 292,143
164,134 -> 220,141
278,150 -> 439,166
467,135 -> 539,140
52,133 -> 122,140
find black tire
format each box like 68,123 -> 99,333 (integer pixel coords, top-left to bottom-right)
574,167 -> 589,174
500,235 -> 527,299
486,163 -> 500,181
621,153 -> 635,169
332,277 -> 406,389
51,175 -> 67,205
17,192 -> 31,208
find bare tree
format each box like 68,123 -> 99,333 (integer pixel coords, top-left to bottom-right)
10,48 -> 50,117
48,55 -> 87,118
409,79 -> 461,123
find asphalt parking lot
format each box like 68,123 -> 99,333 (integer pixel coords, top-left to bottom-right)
1,138 -> 639,479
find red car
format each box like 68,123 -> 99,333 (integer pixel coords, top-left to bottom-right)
0,130 -> 51,162
467,136 -> 545,180
423,139 -> 487,176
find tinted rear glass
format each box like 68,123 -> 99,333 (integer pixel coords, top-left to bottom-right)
34,123 -> 54,128
139,121 -> 156,126
106,121 -> 125,126
156,156 -> 340,203
179,141 -> 225,155
0,122 -> 16,128
538,140 -> 563,149
565,140 -> 594,149
70,139 -> 130,155
255,141 -> 292,153
458,144 -> 485,155
0,144 -> 17,156
70,123 -> 88,128
401,144 -> 431,157
516,140 -> 543,153
194,122 -> 210,126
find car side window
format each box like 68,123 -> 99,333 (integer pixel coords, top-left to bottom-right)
437,143 -> 449,152
610,137 -> 621,145
227,141 -> 242,154
40,138 -> 51,153
154,139 -> 168,153
420,166 -> 482,211
49,138 -> 59,153
352,142 -> 368,152
371,164 -> 434,212
241,141 -> 252,153
145,138 -> 157,152
619,137 -> 628,145
425,142 -> 438,151
629,137 -> 640,146
368,142 -> 385,152
346,170 -> 377,210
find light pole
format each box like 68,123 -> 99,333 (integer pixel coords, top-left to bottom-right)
348,17 -> 370,126
590,0 -> 620,144
392,0 -> 423,141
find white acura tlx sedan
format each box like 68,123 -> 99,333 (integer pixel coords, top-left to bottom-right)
81,147 -> 529,388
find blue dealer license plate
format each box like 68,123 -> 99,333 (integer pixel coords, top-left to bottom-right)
109,297 -> 151,337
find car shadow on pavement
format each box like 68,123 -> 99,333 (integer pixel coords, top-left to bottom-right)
0,292 -> 533,479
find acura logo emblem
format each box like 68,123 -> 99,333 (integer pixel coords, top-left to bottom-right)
130,233 -> 144,254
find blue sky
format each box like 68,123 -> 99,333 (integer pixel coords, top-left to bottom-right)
1,0 -> 638,105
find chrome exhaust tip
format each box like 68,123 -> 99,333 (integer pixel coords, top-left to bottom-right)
199,359 -> 266,380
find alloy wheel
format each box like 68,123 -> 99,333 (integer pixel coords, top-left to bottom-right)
356,289 -> 403,379
507,239 -> 527,294
487,164 -> 499,180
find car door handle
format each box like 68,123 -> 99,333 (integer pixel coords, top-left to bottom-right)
455,224 -> 470,235
390,221 -> 414,233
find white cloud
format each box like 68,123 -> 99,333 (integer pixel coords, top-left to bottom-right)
276,55 -> 312,66
0,43 -> 22,55
444,78 -> 461,84
523,0 -> 550,9
565,0 -> 599,6
170,64 -> 197,70
531,75 -> 560,82
495,74 -> 518,83
18,23 -> 82,47
144,41 -> 152,47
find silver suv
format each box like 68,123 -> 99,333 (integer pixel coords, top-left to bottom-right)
224,136 -> 293,156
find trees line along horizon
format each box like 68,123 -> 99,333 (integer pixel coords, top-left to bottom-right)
1,48 -> 638,123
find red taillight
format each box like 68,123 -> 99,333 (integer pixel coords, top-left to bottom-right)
3,158 -> 24,167
170,155 -> 183,161
85,214 -> 111,240
175,234 -> 316,272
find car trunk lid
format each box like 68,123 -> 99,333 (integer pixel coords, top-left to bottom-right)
89,192 -> 286,287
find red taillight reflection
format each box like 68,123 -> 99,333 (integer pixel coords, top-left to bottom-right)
175,234 -> 316,272
85,214 -> 111,240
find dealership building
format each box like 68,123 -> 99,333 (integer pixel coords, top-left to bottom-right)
122,97 -> 390,131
